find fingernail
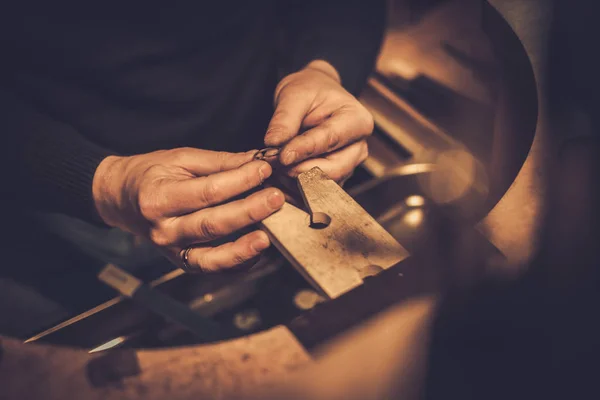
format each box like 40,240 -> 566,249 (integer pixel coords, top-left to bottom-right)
251,233 -> 270,252
264,130 -> 278,144
264,138 -> 278,147
282,150 -> 297,165
258,163 -> 271,182
267,190 -> 284,208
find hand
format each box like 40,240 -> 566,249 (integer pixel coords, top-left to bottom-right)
264,60 -> 373,182
92,148 -> 285,272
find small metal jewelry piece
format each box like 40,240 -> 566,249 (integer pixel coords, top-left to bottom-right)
181,246 -> 195,272
253,147 -> 281,161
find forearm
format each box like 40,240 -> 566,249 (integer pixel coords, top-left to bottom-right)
277,0 -> 387,95
1,87 -> 115,222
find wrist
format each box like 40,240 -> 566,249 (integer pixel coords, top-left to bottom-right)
305,60 -> 342,84
92,155 -> 126,226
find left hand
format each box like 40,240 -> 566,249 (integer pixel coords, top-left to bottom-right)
264,60 -> 373,182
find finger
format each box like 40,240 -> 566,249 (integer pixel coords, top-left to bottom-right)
279,107 -> 373,166
181,230 -> 271,273
264,89 -> 312,147
286,140 -> 368,182
169,187 -> 285,245
172,148 -> 258,176
158,160 -> 272,217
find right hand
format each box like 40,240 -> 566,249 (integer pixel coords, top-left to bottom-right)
92,148 -> 285,272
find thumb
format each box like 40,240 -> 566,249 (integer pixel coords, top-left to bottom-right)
264,88 -> 311,147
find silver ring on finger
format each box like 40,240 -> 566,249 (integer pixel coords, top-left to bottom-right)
181,246 -> 196,273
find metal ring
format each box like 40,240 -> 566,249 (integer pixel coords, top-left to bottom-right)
181,246 -> 195,273
253,147 -> 281,161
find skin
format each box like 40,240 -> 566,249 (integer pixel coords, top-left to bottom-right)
92,60 -> 374,272
267,60 -> 372,182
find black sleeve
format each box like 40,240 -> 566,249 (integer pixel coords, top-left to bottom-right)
277,0 -> 387,96
1,87 -> 115,223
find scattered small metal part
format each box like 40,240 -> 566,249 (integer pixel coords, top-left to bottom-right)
293,289 -> 325,310
233,309 -> 262,331
253,147 -> 281,161
89,336 -> 128,354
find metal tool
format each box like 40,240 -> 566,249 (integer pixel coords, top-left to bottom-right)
253,147 -> 281,161
98,264 -> 222,341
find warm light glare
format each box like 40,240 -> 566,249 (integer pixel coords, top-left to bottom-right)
403,209 -> 424,227
418,148 -> 488,204
405,195 -> 425,207
88,336 -> 126,354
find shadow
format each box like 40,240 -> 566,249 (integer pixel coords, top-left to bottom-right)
374,71 -> 496,165
423,0 -> 600,397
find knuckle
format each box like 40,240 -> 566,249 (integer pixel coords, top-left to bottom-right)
329,169 -> 344,182
267,110 -> 292,139
271,108 -> 288,123
360,109 -> 375,134
246,205 -> 264,224
149,228 -> 172,247
248,194 -> 275,223
360,142 -> 370,163
326,128 -> 341,149
329,91 -> 348,103
200,179 -> 220,205
302,137 -> 318,157
242,171 -> 258,190
143,164 -> 165,178
193,252 -> 213,273
170,147 -> 188,157
198,218 -> 221,241
244,164 -> 264,187
214,151 -> 229,165
168,147 -> 192,164
138,191 -> 160,220
247,238 -> 263,256
211,151 -> 233,171
238,199 -> 262,225
231,250 -> 249,266
275,76 -> 296,99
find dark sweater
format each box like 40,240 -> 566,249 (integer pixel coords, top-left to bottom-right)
0,0 -> 385,223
